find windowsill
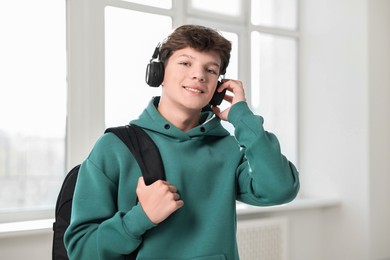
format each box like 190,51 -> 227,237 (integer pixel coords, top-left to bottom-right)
0,207 -> 54,238
0,218 -> 54,238
0,197 -> 340,238
236,197 -> 341,215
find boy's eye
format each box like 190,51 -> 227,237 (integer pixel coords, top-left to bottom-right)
179,61 -> 190,66
207,68 -> 217,75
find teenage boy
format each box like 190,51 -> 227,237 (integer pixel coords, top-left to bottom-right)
64,24 -> 299,259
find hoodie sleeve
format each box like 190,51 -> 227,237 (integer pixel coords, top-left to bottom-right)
63,135 -> 156,259
228,102 -> 300,206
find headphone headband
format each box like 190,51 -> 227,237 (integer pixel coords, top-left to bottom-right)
151,43 -> 161,60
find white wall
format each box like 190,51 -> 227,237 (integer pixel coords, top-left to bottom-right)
300,0 -> 370,259
368,1 -> 390,259
299,0 -> 390,259
0,1 -> 389,260
0,231 -> 52,259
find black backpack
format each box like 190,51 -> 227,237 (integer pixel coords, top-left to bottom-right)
52,124 -> 165,260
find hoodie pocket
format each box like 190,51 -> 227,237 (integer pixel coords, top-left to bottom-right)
137,254 -> 226,260
191,255 -> 226,260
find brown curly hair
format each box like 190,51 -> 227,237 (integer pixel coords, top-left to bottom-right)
159,24 -> 232,75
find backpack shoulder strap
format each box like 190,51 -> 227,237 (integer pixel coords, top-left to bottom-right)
105,124 -> 165,185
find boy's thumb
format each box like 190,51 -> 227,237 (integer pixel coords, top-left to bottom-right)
138,176 -> 146,187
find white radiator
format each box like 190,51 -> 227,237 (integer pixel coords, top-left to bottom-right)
237,218 -> 289,260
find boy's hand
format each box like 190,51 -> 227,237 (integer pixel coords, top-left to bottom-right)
136,177 -> 184,224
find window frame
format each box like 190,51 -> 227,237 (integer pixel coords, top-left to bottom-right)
1,0 -> 300,222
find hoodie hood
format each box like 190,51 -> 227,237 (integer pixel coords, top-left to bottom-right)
130,97 -> 230,141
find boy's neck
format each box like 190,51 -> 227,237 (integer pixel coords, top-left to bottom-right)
157,99 -> 201,132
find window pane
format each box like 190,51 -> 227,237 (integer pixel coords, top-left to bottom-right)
251,32 -> 297,163
220,31 -> 238,80
105,7 -> 172,127
0,1 -> 66,210
121,0 -> 172,9
214,30 -> 238,123
190,0 -> 241,17
251,0 -> 298,30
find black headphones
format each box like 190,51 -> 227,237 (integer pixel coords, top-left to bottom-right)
145,43 -> 164,87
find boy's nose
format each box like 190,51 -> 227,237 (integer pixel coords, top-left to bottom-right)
191,67 -> 206,82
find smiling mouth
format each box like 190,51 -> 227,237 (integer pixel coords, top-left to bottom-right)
183,86 -> 204,93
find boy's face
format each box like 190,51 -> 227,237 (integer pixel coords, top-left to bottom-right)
161,47 -> 221,111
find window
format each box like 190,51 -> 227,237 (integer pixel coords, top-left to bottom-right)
121,0 -> 172,9
251,33 -> 298,163
1,0 -> 299,221
0,1 -> 66,213
189,0 -> 242,17
250,0 -> 299,163
105,7 -> 172,126
251,0 -> 298,30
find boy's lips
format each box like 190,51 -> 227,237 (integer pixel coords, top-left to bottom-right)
183,86 -> 204,93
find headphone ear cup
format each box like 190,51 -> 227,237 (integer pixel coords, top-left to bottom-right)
145,61 -> 164,87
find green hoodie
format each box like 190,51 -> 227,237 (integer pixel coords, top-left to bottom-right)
64,97 -> 299,260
